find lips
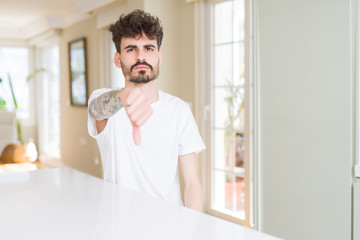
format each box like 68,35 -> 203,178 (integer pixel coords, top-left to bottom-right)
134,65 -> 149,70
131,62 -> 153,72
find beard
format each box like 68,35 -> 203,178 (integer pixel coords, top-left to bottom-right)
121,60 -> 160,85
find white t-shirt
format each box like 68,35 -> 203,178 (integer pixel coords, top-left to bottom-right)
88,89 -> 206,205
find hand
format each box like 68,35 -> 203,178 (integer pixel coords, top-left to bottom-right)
119,87 -> 153,145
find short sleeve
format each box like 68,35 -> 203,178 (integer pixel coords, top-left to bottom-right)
87,88 -> 115,138
178,104 -> 206,155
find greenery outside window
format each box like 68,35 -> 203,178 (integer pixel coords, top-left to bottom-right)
205,0 -> 253,227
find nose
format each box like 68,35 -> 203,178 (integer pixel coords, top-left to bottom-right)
136,49 -> 145,63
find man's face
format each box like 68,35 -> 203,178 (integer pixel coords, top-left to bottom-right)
115,34 -> 161,85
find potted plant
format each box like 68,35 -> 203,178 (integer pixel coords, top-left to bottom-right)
0,69 -> 45,163
0,94 -> 6,111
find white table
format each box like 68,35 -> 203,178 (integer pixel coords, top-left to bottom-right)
0,168 -> 280,240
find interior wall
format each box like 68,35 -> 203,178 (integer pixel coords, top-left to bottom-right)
144,0 -> 181,96
96,0 -> 144,30
177,0 -> 205,207
179,1 -> 196,107
60,16 -> 103,178
257,0 -> 352,239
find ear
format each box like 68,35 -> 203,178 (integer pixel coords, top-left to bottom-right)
114,52 -> 121,68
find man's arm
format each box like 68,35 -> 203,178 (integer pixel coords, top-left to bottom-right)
89,89 -> 123,134
88,87 -> 153,144
89,89 -> 123,121
178,153 -> 203,212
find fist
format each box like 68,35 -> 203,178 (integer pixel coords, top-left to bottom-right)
119,88 -> 153,145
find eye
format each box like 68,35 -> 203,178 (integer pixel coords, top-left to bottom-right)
146,47 -> 154,51
126,48 -> 135,52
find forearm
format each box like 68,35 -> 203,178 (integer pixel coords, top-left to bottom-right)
184,183 -> 203,212
89,89 -> 123,120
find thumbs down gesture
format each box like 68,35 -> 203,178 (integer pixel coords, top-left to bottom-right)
120,87 -> 153,145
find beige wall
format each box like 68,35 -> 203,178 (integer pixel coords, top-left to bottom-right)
178,1 -> 196,106
258,0 -> 352,239
144,0 -> 181,96
60,16 -> 103,178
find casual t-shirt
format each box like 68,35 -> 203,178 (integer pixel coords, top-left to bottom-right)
88,88 -> 206,205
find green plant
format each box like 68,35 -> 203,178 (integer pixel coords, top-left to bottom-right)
0,78 -> 6,111
224,78 -> 244,136
223,78 -> 245,175
0,97 -> 6,110
26,69 -> 46,82
0,69 -> 45,142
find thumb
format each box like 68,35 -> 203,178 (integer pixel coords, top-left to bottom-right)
132,122 -> 141,146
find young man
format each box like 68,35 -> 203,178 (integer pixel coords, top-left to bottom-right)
88,10 -> 205,211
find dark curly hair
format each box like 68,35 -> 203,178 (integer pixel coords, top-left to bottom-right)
108,9 -> 163,53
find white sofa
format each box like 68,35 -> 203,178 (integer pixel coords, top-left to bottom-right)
0,111 -> 16,154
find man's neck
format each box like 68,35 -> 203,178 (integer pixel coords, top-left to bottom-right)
125,80 -> 159,104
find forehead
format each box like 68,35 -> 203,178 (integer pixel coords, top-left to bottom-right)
120,34 -> 158,48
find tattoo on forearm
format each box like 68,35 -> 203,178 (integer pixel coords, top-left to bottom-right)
89,90 -> 123,120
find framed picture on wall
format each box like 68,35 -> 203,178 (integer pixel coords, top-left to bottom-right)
68,37 -> 88,106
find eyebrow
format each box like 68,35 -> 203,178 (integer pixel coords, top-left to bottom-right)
144,44 -> 156,49
123,44 -> 156,51
124,45 -> 137,50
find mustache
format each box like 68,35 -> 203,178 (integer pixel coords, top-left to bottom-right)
130,61 -> 153,72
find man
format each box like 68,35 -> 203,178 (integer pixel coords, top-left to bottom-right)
88,10 -> 205,211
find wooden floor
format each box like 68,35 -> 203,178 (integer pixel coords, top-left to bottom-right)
0,159 -> 63,173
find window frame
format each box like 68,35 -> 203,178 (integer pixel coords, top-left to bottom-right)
201,0 -> 255,227
36,45 -> 61,161
355,0 -> 360,177
0,44 -> 35,127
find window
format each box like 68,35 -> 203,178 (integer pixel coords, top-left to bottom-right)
205,0 -> 253,226
37,46 -> 61,160
0,47 -> 30,119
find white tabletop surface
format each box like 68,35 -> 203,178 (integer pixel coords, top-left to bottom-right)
0,168 -> 280,240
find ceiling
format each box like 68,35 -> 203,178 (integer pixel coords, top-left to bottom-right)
0,0 -> 117,40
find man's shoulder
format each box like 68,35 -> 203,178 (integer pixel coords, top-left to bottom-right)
90,88 -> 117,97
158,91 -> 194,121
159,90 -> 189,108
